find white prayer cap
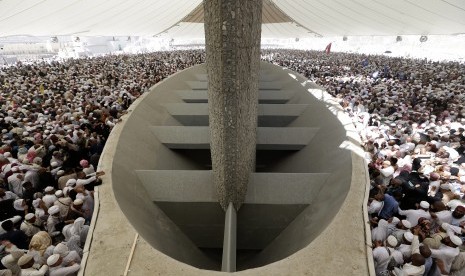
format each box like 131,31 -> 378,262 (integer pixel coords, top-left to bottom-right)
25,213 -> 35,220
48,205 -> 60,215
53,243 -> 69,256
387,235 -> 398,247
32,199 -> 41,208
13,199 -> 25,210
55,190 -> 63,197
66,179 -> 77,186
404,232 -> 414,242
83,167 -> 93,176
50,161 -> 58,167
450,235 -> 463,246
47,254 -> 60,266
391,217 -> 400,225
420,201 -> 430,209
44,186 -> 54,192
73,198 -> 84,205
17,254 -> 33,266
401,220 -> 411,229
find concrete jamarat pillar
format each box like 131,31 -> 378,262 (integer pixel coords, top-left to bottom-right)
204,0 -> 262,210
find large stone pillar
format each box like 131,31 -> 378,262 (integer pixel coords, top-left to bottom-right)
204,0 -> 262,210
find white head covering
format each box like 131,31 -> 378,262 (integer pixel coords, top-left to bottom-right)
404,232 -> 414,242
391,217 -> 400,225
450,235 -> 463,246
66,179 -> 77,187
420,201 -> 430,209
13,199 -> 25,211
387,235 -> 398,247
401,220 -> 411,229
73,198 -> 83,205
44,186 -> 54,192
47,254 -> 60,266
17,254 -> 33,266
48,205 -> 60,215
53,243 -> 69,257
32,199 -> 41,208
25,213 -> 35,220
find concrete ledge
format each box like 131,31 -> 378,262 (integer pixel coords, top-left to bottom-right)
150,126 -> 319,150
195,73 -> 275,82
176,90 -> 293,104
164,103 -> 309,127
186,80 -> 282,90
136,170 -> 330,204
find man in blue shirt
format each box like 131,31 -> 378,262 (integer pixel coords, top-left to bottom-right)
373,187 -> 399,220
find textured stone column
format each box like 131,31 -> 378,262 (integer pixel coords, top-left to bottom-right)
204,0 -> 262,210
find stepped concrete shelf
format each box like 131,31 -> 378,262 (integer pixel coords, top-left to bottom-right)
176,90 -> 294,104
195,73 -> 275,82
135,170 -> 331,251
150,126 -> 319,150
164,103 -> 309,127
186,80 -> 282,90
136,170 -> 330,204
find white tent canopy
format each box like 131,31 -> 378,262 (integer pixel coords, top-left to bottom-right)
0,0 -> 465,38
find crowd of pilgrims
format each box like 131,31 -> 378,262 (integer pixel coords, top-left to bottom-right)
0,48 -> 464,275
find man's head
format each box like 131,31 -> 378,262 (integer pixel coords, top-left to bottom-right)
369,187 -> 385,201
397,219 -> 411,230
73,198 -> 84,210
1,220 -> 14,232
420,245 -> 431,258
431,201 -> 447,212
18,254 -> 34,269
403,232 -> 413,245
447,235 -> 463,248
411,253 -> 426,267
25,213 -> 35,223
419,201 -> 430,210
452,205 -> 465,219
47,254 -> 63,267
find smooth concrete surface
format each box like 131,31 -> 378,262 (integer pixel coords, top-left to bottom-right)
136,170 -> 330,204
186,80 -> 282,90
83,62 -> 374,275
176,90 -> 294,104
164,103 -> 309,127
195,73 -> 276,82
151,126 -> 318,150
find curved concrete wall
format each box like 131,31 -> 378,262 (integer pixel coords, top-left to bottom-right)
84,62 -> 374,275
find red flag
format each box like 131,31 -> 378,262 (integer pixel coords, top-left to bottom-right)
324,42 -> 332,54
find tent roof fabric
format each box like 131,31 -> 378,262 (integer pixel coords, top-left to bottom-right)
0,0 -> 464,38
